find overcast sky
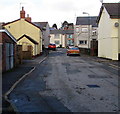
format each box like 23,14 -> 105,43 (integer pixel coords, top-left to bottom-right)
0,0 -> 119,28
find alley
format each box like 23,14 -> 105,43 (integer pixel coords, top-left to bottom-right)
8,48 -> 119,112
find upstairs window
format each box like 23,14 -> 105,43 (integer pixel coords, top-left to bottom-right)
92,31 -> 97,36
76,27 -> 79,32
81,28 -> 88,33
54,34 -> 60,39
67,34 -> 73,38
79,40 -> 87,45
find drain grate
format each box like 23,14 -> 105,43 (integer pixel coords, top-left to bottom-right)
87,85 -> 100,88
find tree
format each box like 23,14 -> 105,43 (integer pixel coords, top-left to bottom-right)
52,24 -> 57,29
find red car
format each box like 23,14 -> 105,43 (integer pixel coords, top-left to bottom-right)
67,47 -> 80,56
48,43 -> 56,50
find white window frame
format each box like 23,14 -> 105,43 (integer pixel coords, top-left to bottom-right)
79,40 -> 87,45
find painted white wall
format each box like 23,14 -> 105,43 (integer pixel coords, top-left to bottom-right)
50,33 -> 65,47
74,25 -> 98,48
98,7 -> 119,60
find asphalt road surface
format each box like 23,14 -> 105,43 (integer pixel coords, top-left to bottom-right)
9,48 -> 119,112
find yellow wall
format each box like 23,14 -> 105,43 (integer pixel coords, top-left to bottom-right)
4,19 -> 42,56
98,7 -> 119,60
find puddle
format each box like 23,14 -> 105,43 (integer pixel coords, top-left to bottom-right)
88,75 -> 112,78
87,85 -> 100,88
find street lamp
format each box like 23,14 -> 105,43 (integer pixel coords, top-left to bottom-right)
83,12 -> 89,16
83,12 -> 90,49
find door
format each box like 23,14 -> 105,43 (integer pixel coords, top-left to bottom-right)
6,43 -> 10,70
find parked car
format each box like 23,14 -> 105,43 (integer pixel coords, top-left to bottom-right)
67,47 -> 80,56
66,45 -> 74,49
48,43 -> 56,50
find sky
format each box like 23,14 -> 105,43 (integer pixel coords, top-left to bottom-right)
0,0 -> 119,28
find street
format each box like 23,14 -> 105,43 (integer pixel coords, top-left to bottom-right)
8,48 -> 119,112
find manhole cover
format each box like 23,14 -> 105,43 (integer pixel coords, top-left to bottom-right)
87,85 -> 100,88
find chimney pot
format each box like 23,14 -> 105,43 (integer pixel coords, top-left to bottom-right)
25,14 -> 31,22
20,6 -> 25,18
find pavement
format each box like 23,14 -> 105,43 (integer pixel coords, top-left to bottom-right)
2,52 -> 48,113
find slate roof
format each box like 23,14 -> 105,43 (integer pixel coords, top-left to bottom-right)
64,30 -> 74,34
17,34 -> 38,44
97,3 -> 120,23
50,29 -> 74,34
76,16 -> 98,27
34,22 -> 48,30
103,3 -> 120,18
50,29 -> 64,34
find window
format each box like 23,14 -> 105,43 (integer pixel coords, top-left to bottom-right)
81,28 -> 88,32
67,34 -> 73,38
67,40 -> 74,45
92,31 -> 97,36
54,34 -> 59,39
76,27 -> 79,32
55,41 -> 60,45
79,40 -> 87,45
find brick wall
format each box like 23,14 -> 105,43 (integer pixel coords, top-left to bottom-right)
0,32 -> 16,72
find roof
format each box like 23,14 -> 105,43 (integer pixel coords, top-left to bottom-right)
34,22 -> 48,30
3,19 -> 42,31
76,16 -> 98,27
17,34 -> 38,44
97,3 -> 120,23
64,30 -> 74,34
50,29 -> 74,34
103,3 -> 120,18
50,29 -> 64,34
0,29 -> 17,43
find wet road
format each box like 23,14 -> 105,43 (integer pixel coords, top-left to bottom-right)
9,48 -> 119,112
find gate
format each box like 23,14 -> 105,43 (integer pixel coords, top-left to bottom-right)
90,40 -> 98,56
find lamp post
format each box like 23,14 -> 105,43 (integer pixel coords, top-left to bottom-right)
83,12 -> 90,49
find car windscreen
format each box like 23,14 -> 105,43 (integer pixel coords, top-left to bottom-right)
69,48 -> 79,50
50,44 -> 56,46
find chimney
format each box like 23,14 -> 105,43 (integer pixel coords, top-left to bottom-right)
20,7 -> 25,18
25,14 -> 32,22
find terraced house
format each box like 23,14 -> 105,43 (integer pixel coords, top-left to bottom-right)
3,7 -> 43,58
74,16 -> 98,48
50,22 -> 74,47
